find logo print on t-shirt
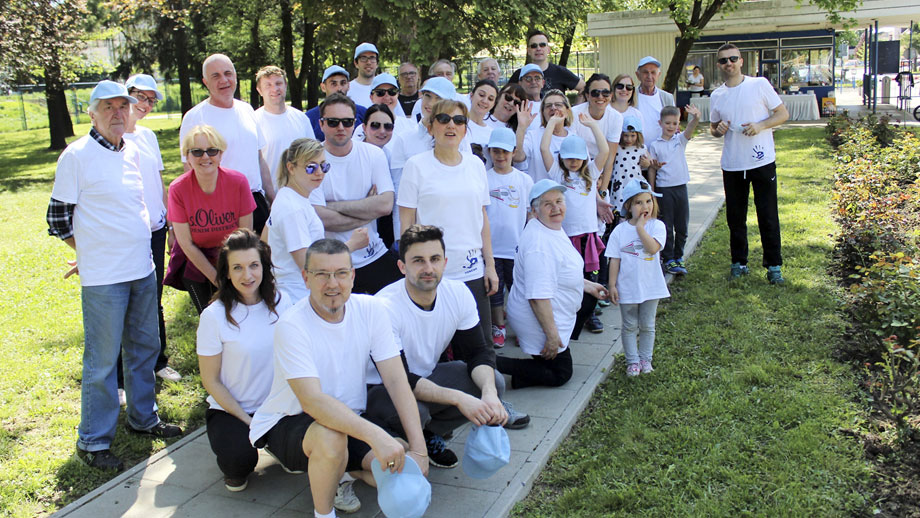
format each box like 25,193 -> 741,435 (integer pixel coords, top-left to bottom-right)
621,239 -> 656,261
752,145 -> 765,161
462,249 -> 479,273
490,185 -> 521,208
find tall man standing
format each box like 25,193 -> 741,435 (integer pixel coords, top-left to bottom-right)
179,54 -> 274,234
47,81 -> 182,471
509,30 -> 584,97
709,43 -> 789,284
634,56 -> 675,144
306,65 -> 367,142
348,42 -> 379,109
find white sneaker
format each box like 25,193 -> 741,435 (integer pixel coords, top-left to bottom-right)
156,366 -> 182,382
117,388 -> 126,407
334,479 -> 361,513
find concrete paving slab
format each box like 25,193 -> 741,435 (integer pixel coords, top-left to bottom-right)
425,483 -> 501,518
60,476 -> 196,518
169,492 -> 277,518
136,441 -> 222,493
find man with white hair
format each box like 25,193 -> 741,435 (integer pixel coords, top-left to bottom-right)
634,56 -> 676,144
47,81 -> 183,472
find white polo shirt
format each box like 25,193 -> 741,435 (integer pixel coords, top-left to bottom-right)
647,133 -> 690,188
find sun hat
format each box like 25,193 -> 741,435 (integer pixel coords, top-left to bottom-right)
559,134 -> 588,160
487,127 -> 516,152
529,178 -> 567,205
124,74 -> 163,100
519,64 -> 544,79
322,65 -> 349,83
354,42 -> 379,60
371,73 -> 399,90
462,425 -> 511,479
620,178 -> 662,216
90,81 -> 137,104
637,56 -> 662,69
622,115 -> 643,133
419,76 -> 458,101
371,456 -> 431,518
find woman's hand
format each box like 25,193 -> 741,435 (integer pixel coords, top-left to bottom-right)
584,280 -> 608,301
578,112 -> 599,128
517,101 -> 536,128
484,263 -> 499,296
549,114 -> 566,128
540,333 -> 562,360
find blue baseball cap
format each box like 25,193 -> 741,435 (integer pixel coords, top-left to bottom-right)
462,425 -> 511,479
519,64 -> 544,79
354,42 -> 379,60
622,115 -> 643,133
125,74 -> 163,100
619,178 -> 662,216
419,76 -> 458,101
371,73 -> 399,90
322,65 -> 349,83
371,457 -> 431,518
90,80 -> 137,104
488,127 -> 516,152
559,134 -> 588,160
529,178 -> 567,205
637,56 -> 662,69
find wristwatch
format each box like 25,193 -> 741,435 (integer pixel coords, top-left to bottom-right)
598,189 -> 608,198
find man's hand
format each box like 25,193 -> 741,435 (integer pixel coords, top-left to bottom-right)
456,393 -> 494,426
712,120 -> 731,137
741,121 -> 762,137
63,259 -> 79,279
584,281 -> 608,301
345,228 -> 369,252
481,391 -> 508,426
371,432 -> 407,474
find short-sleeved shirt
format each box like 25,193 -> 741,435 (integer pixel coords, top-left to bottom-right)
612,145 -> 647,209
519,127 -> 568,182
636,89 -> 664,144
506,219 -> 584,355
604,219 -> 670,304
547,160 -> 602,237
253,107 -> 316,193
179,99 -> 267,193
648,133 -> 690,188
398,150 -> 490,281
348,80 -> 374,108
510,63 -> 580,96
124,126 -> 166,231
167,167 -> 257,249
267,186 -> 325,302
709,76 -> 783,171
570,103 -> 623,160
486,167 -> 534,259
248,294 -> 400,444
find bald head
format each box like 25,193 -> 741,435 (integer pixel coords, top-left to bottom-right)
202,54 -> 237,108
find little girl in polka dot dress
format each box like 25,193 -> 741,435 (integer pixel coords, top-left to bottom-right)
612,116 -> 652,215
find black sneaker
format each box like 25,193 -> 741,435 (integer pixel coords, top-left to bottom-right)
502,400 -> 530,430
425,432 -> 458,468
127,421 -> 184,439
585,315 -> 604,334
75,448 -> 125,471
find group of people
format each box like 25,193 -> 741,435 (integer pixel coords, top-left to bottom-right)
47,28 -> 789,516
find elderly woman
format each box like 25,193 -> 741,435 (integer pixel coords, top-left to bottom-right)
166,124 -> 256,313
517,89 -> 573,182
496,180 -> 608,388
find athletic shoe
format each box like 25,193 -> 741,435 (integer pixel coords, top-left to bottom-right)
597,299 -> 612,308
665,260 -> 687,275
224,476 -> 248,492
425,432 -> 458,468
334,479 -> 361,513
677,258 -> 688,272
126,421 -> 183,439
767,265 -> 785,285
626,363 -> 641,377
594,306 -> 603,316
156,366 -> 182,382
117,388 -> 126,407
640,360 -> 654,374
263,446 -> 305,474
585,315 -> 604,334
491,325 -> 506,348
75,448 -> 124,471
502,400 -> 530,430
730,262 -> 750,279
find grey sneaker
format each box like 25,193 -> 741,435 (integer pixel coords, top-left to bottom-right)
730,262 -> 750,279
640,360 -> 654,374
767,265 -> 785,285
156,366 -> 182,382
502,400 -> 530,429
334,478 -> 361,513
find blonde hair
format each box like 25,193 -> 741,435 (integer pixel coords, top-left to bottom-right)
611,74 -> 637,108
181,124 -> 227,155
256,65 -> 285,86
426,99 -> 469,129
624,191 -> 659,220
540,90 -> 572,127
276,138 -> 324,188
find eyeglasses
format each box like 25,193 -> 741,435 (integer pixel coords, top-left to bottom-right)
543,102 -> 567,110
305,162 -> 331,175
521,75 -> 543,84
133,92 -> 158,106
368,121 -> 394,131
529,42 -> 548,49
614,83 -> 635,91
372,88 -> 399,97
433,113 -> 468,125
321,117 -> 356,128
717,55 -> 741,65
589,89 -> 611,98
189,147 -> 220,157
357,55 -> 378,64
503,93 -> 522,106
307,268 -> 353,282
399,71 -> 418,77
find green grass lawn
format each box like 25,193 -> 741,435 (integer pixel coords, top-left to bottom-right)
511,127 -> 873,517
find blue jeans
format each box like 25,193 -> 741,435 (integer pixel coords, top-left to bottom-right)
78,271 -> 160,451
619,299 -> 660,365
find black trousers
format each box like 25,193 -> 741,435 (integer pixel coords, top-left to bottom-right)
206,409 -> 259,479
464,276 -> 493,348
496,348 -> 573,389
252,191 -> 270,236
353,252 -> 403,295
656,184 -> 689,262
722,162 -> 782,267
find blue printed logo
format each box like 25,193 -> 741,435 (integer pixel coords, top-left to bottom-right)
752,145 -> 765,161
462,249 -> 479,272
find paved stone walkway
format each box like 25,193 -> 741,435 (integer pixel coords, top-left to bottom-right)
54,131 -> 727,518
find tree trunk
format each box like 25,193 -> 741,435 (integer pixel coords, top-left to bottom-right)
175,23 -> 193,114
56,88 -> 75,137
44,62 -> 73,150
248,11 -> 262,108
663,35 -> 696,94
279,0 -> 301,109
302,20 -> 318,109
558,23 -> 576,68
352,8 -> 382,77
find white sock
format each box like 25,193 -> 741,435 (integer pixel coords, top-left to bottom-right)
339,472 -> 355,484
315,510 -> 336,518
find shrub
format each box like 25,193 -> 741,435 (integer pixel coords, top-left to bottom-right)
866,335 -> 920,442
849,253 -> 920,345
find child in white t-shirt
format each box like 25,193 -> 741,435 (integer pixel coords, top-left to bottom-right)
606,179 -> 670,377
485,128 -> 534,347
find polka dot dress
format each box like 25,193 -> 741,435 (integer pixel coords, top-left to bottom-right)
613,145 -> 648,210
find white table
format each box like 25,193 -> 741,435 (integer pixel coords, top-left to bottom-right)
690,93 -> 820,122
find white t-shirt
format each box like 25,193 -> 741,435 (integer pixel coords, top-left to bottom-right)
267,186 -> 325,303
308,142 -> 392,269
519,127 -> 568,182
709,76 -> 783,171
636,89 -> 664,144
347,80 -> 373,108
196,296 -> 291,413
366,278 -> 479,385
486,168 -> 534,259
253,107 -> 316,193
547,161 -> 602,237
398,150 -> 490,282
506,219 -> 584,355
570,103 -> 623,160
613,106 -> 644,136
604,219 -> 670,304
51,135 -> 153,287
249,294 -> 400,444
124,125 -> 166,231
688,73 -> 704,92
648,133 -> 690,188
467,120 -> 493,151
179,99 -> 267,193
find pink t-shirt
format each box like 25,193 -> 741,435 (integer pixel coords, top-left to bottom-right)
167,166 -> 256,249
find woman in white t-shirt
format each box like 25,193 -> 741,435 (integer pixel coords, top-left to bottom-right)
610,73 -> 644,131
361,104 -> 398,249
197,229 -> 290,492
466,79 -> 499,164
687,66 -> 705,94
266,138 -> 367,302
398,98 -> 499,345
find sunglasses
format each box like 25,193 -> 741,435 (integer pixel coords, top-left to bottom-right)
189,147 -> 220,157
433,113 -> 468,125
589,89 -> 611,98
321,117 -> 355,128
615,83 -> 635,91
372,88 -> 399,97
717,55 -> 741,65
305,162 -> 331,175
529,42 -> 548,49
503,93 -> 522,106
368,121 -> 394,131
543,102 -> 567,110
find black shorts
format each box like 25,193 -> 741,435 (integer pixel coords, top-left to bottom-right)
254,413 -> 372,473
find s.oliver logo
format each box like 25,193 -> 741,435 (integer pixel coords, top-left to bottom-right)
191,208 -> 236,227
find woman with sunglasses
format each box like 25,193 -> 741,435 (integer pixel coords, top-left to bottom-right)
365,73 -> 414,136
466,79 -> 499,163
517,89 -> 573,182
610,73 -> 645,132
166,124 -> 256,313
398,98 -> 499,344
361,104 -> 397,154
571,73 -> 623,194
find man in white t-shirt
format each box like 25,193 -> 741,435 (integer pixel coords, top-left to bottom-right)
709,43 -> 789,284
634,56 -> 676,144
249,238 -> 428,518
253,65 -> 316,193
309,93 -> 402,294
179,54 -> 274,234
348,42 -> 378,109
47,81 -> 183,472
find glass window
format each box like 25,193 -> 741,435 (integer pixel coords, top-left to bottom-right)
691,41 -> 727,52
781,48 -> 834,88
763,49 -> 778,60
683,53 -> 719,91
781,36 -> 833,47
731,39 -> 778,50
